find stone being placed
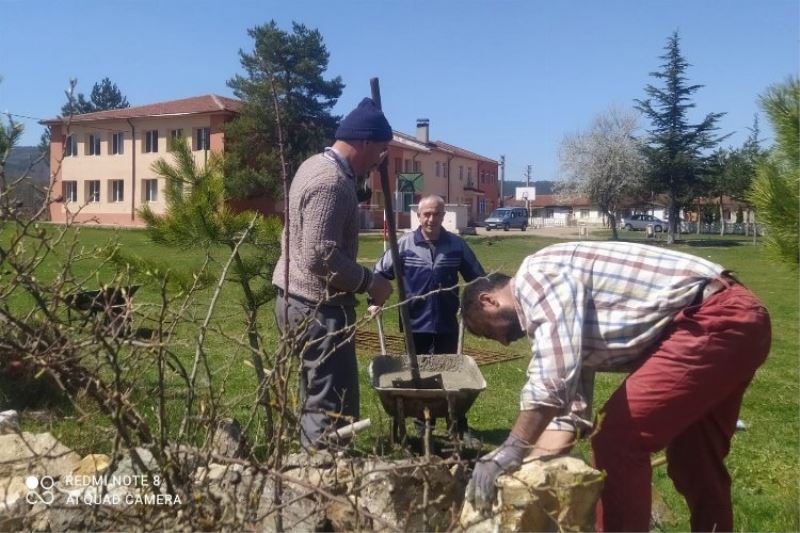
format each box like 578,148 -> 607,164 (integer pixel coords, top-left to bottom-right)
460,456 -> 603,533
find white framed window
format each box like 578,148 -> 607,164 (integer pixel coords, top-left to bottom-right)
110,180 -> 124,202
144,130 -> 158,153
467,167 -> 472,180
413,160 -> 421,173
435,161 -> 440,177
111,132 -> 124,155
63,181 -> 77,202
194,127 -> 210,151
143,179 -> 158,202
168,129 -> 184,151
86,180 -> 100,203
87,133 -> 101,156
65,134 -> 78,157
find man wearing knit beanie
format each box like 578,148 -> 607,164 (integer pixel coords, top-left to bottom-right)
274,97 -> 393,450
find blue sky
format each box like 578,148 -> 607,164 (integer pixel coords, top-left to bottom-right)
1,0 -> 797,182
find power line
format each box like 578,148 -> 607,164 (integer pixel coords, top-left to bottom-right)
4,111 -> 139,135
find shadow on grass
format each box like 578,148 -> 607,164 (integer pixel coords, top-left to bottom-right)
0,371 -> 72,413
681,240 -> 743,248
472,427 -> 510,447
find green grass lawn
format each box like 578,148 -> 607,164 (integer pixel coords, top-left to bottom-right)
2,224 -> 797,531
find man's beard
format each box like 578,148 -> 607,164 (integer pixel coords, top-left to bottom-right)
498,305 -> 525,342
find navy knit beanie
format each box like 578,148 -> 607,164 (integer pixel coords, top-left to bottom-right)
335,97 -> 393,142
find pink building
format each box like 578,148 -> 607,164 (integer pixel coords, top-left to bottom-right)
43,95 -> 241,226
44,96 -> 498,228
362,119 -> 499,229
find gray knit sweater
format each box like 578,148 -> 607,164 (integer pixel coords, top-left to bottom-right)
272,153 -> 372,307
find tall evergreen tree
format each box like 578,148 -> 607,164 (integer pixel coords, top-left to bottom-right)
225,21 -> 344,198
748,77 -> 799,267
635,31 -> 726,243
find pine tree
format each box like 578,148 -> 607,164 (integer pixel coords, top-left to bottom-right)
635,31 -> 726,243
224,21 -> 344,198
748,77 -> 799,267
61,77 -> 130,115
88,77 -> 130,111
138,137 -> 283,441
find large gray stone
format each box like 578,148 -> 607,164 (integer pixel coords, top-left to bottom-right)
210,418 -> 247,459
460,456 -> 603,533
0,433 -> 81,479
0,411 -> 19,435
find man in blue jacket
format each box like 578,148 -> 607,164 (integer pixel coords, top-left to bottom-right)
371,195 -> 486,445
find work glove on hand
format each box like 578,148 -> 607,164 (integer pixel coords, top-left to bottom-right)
466,433 -> 529,515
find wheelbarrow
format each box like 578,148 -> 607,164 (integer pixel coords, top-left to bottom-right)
368,317 -> 487,444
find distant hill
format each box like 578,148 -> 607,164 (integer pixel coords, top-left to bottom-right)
502,180 -> 555,196
5,146 -> 50,183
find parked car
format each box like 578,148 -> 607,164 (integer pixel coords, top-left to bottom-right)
620,214 -> 665,232
484,207 -> 529,231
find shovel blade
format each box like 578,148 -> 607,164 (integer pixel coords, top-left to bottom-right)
392,373 -> 444,390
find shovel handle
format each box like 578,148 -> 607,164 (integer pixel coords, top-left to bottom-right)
457,315 -> 464,356
376,312 -> 388,355
370,78 -> 425,387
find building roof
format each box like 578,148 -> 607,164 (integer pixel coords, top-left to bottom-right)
432,140 -> 497,164
390,131 -> 496,164
40,94 -> 243,125
390,130 -> 432,152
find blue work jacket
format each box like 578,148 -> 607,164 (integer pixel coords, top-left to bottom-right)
374,228 -> 485,333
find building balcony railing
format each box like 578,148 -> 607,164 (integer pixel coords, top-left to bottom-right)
463,181 -> 484,193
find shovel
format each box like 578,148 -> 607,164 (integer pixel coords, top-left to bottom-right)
370,78 -> 443,390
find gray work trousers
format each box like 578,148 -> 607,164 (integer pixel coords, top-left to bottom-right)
275,295 -> 359,449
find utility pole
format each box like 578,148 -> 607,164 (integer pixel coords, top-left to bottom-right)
525,164 -> 532,223
499,155 -> 505,207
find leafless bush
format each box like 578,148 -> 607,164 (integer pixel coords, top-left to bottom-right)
0,99 -> 474,532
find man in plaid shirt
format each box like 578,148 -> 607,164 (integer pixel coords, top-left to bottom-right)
462,241 -> 771,532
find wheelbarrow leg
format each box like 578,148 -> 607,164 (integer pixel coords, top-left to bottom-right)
446,397 -> 458,442
391,397 -> 406,444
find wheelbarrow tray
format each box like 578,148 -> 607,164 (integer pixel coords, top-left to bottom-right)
369,352 -> 486,420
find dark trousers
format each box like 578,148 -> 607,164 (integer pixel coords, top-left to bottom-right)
593,282 -> 770,532
275,295 -> 358,450
412,332 -> 469,435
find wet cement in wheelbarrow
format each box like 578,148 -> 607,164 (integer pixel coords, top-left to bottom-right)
378,369 -> 480,390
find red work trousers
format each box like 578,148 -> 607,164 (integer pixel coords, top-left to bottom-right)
592,281 -> 771,532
